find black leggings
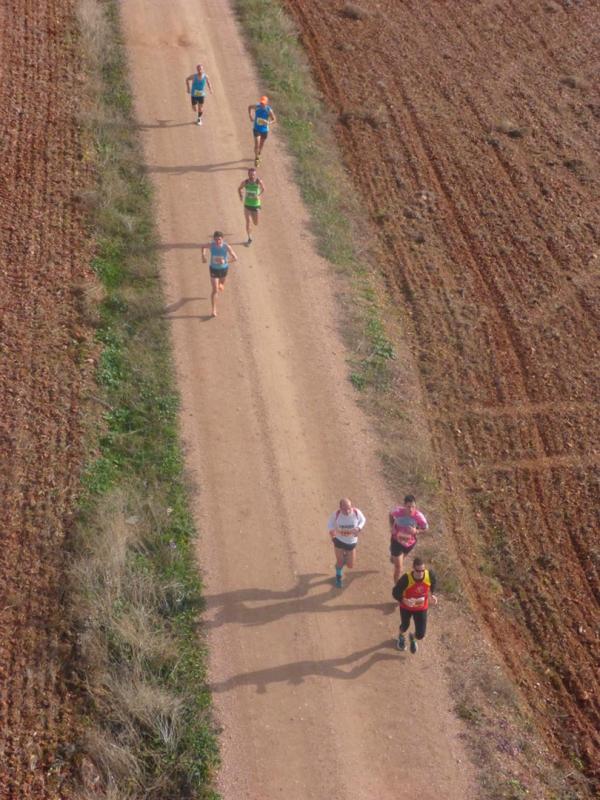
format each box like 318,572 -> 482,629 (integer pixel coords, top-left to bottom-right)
399,608 -> 428,640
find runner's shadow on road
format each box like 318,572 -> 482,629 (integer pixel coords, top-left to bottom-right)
161,297 -> 205,314
146,160 -> 250,175
203,571 -> 395,630
161,299 -> 214,321
137,119 -> 195,130
211,639 -> 399,694
134,241 -> 238,255
155,242 -> 203,252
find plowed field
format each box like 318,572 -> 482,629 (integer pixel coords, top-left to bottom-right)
283,0 -> 600,790
0,1 -> 93,796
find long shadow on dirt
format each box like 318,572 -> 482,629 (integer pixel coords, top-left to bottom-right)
204,571 -> 395,629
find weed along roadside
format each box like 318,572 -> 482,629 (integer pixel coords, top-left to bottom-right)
233,1 -> 592,798
232,0 -> 396,396
71,1 -> 219,796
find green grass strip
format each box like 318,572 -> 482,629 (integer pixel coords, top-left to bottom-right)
73,1 -> 219,797
234,0 -> 395,391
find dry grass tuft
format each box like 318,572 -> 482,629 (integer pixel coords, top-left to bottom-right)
563,156 -> 589,178
339,106 -> 387,129
76,0 -> 110,64
108,674 -> 183,736
81,727 -> 142,789
560,74 -> 582,89
71,278 -> 107,328
340,3 -> 370,21
494,118 -> 525,138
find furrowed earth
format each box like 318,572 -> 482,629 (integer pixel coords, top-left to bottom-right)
0,0 -> 93,796
282,0 -> 599,789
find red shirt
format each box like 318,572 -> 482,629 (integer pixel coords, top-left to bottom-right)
398,569 -> 435,611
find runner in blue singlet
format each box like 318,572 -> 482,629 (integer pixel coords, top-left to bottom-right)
185,64 -> 214,125
247,96 -> 276,166
200,231 -> 238,317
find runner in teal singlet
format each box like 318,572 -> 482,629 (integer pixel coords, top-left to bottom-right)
247,96 -> 276,165
185,64 -> 213,125
200,231 -> 238,317
238,168 -> 265,245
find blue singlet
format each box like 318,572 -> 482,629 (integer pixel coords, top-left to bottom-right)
253,103 -> 272,134
191,74 -> 207,97
209,242 -> 229,270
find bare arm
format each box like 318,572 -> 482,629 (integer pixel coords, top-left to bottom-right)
206,75 -> 214,94
257,178 -> 266,196
269,109 -> 277,124
185,74 -> 194,92
201,243 -> 209,262
238,179 -> 246,201
226,244 -> 238,262
248,104 -> 255,122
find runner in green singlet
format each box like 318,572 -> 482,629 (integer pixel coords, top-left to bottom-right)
238,168 -> 265,245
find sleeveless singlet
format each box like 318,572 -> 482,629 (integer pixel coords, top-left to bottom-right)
191,74 -> 207,97
244,179 -> 262,208
253,104 -> 272,134
209,242 -> 229,270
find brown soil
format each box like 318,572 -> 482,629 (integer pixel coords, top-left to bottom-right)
0,1 -> 94,796
282,0 -> 600,790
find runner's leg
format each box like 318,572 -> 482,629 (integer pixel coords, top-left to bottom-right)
210,275 -> 219,316
397,607 -> 412,650
334,544 -> 346,586
399,607 -> 412,634
414,609 -> 428,640
392,553 -> 403,583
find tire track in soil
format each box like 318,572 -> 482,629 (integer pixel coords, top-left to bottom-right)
283,0 -> 600,790
0,1 -> 94,796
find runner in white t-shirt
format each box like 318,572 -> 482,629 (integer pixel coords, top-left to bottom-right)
327,498 -> 366,588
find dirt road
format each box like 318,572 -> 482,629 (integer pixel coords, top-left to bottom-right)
121,1 -> 476,798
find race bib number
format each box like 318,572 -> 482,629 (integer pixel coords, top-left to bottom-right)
213,257 -> 225,266
193,89 -> 203,97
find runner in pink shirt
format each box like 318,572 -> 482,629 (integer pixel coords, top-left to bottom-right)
389,494 -> 429,583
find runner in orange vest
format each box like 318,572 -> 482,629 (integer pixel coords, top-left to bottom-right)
392,557 -> 437,653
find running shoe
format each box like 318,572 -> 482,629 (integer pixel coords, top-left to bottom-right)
335,574 -> 343,588
409,632 -> 418,654
396,634 -> 406,651
246,236 -> 253,245
198,117 -> 203,126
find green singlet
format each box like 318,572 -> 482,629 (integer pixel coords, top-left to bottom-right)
244,179 -> 261,209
